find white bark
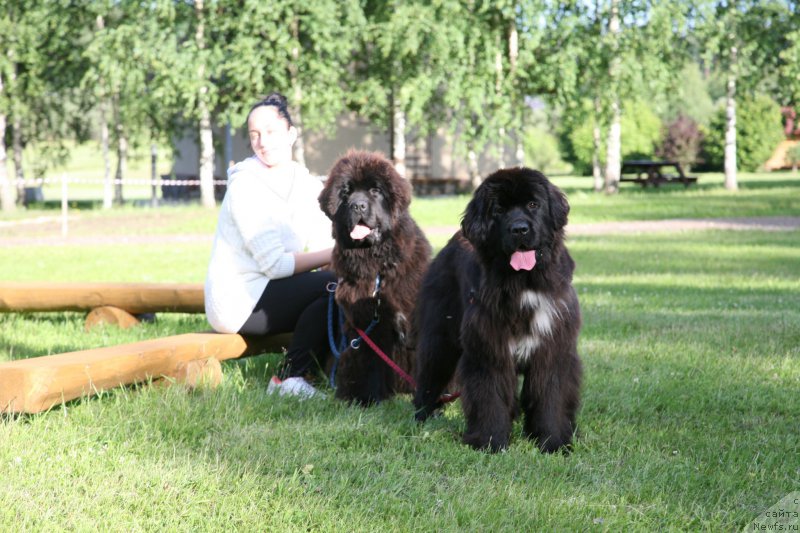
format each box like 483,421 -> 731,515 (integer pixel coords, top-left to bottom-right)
724,46 -> 738,191
150,142 -> 158,207
0,70 -> 13,213
290,18 -> 305,167
604,0 -> 621,194
114,121 -> 127,205
392,102 -> 407,178
592,110 -> 603,192
196,0 -> 215,208
468,148 -> 480,190
604,100 -> 621,193
198,105 -> 215,207
12,113 -> 24,205
97,15 -> 113,210
100,102 -> 112,209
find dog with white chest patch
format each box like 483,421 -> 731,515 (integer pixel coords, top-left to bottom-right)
413,167 -> 582,453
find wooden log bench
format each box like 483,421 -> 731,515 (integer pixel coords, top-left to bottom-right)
0,282 -> 205,330
0,332 -> 292,414
0,282 -> 205,314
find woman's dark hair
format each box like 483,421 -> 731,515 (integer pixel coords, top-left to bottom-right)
247,92 -> 293,127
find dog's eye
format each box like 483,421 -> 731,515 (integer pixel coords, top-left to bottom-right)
527,201 -> 538,210
491,206 -> 504,217
370,187 -> 383,197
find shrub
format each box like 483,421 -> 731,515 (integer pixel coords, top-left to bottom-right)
657,114 -> 704,172
523,126 -> 572,174
702,94 -> 785,171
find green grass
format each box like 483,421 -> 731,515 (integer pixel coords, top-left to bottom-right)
1,172 -> 799,530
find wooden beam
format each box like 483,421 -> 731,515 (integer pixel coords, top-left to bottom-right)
0,282 -> 205,313
0,332 -> 292,414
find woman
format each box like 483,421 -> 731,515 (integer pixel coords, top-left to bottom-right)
205,93 -> 334,397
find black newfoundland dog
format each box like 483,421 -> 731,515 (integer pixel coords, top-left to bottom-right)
319,150 -> 431,405
413,167 -> 582,453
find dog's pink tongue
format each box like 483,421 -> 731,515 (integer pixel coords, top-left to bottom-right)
510,250 -> 537,271
350,224 -> 372,240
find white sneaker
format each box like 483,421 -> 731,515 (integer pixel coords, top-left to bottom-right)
267,376 -> 325,399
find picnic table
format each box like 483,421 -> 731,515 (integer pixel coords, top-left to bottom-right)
620,160 -> 698,188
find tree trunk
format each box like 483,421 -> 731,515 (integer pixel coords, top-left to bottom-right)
96,15 -> 113,210
724,47 -> 738,191
196,0 -> 215,208
150,142 -> 158,207
514,135 -> 525,167
114,121 -> 127,206
604,0 -> 621,194
100,101 -> 113,209
289,17 -> 305,167
592,98 -> 603,191
604,101 -> 621,193
12,113 -> 24,206
592,133 -> 603,192
0,71 -> 13,213
391,99 -> 407,179
468,146 -> 480,191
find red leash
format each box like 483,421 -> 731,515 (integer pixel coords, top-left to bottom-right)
354,327 -> 460,404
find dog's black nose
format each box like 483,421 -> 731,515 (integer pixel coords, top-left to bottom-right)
510,221 -> 529,236
350,198 -> 368,212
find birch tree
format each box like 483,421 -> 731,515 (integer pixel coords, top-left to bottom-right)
700,0 -> 795,189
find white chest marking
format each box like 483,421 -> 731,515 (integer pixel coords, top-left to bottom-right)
509,291 -> 561,363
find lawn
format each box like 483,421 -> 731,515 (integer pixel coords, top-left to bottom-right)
1,171 -> 799,530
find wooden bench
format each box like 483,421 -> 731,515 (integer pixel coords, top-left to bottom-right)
0,282 -> 205,329
0,332 -> 292,414
0,282 -> 205,314
620,160 -> 698,188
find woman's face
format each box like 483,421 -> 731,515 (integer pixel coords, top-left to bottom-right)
248,105 -> 296,168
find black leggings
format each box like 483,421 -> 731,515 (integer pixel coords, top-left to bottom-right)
238,270 -> 337,379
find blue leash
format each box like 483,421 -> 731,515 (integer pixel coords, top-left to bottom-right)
326,276 -> 382,389
327,284 -> 347,388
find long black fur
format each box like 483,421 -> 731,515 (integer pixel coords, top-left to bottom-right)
319,150 -> 431,405
413,167 -> 582,452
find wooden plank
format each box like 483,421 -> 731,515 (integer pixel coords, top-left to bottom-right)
0,282 -> 205,313
0,332 -> 292,414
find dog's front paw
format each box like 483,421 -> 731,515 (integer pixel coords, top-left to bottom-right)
462,431 -> 509,453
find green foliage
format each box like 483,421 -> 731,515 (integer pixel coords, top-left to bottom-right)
662,62 -> 716,127
779,27 -> 800,106
562,99 -> 663,175
703,94 -> 785,171
523,126 -> 571,175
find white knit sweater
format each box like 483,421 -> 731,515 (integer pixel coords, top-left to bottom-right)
204,157 -> 333,333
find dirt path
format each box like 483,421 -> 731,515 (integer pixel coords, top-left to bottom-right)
424,216 -> 800,237
1,216 -> 798,247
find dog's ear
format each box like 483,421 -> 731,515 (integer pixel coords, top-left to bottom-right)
461,180 -> 491,244
319,154 -> 353,220
317,175 -> 333,220
548,181 -> 570,230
